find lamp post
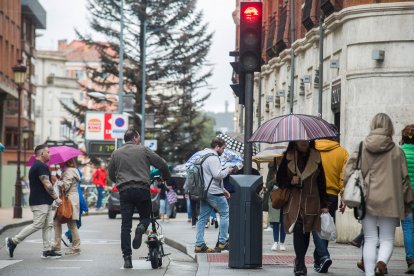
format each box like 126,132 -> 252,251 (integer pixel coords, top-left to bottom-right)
22,129 -> 30,177
12,60 -> 27,219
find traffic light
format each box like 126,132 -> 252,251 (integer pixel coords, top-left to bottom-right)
229,58 -> 245,105
240,2 -> 263,73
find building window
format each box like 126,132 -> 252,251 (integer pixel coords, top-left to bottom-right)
60,93 -> 73,110
74,70 -> 83,80
5,127 -> 18,148
60,123 -> 71,139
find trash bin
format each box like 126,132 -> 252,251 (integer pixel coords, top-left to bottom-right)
228,175 -> 263,268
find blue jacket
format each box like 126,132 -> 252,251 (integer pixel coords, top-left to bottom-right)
77,169 -> 88,214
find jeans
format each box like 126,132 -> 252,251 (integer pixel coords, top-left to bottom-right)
190,196 -> 200,226
186,197 -> 192,219
312,194 -> 338,265
96,187 -> 104,208
402,210 -> 414,259
12,204 -> 55,251
271,210 -> 285,242
362,213 -> 399,276
195,193 -> 229,246
293,219 -> 310,271
160,199 -> 172,217
120,187 -> 151,256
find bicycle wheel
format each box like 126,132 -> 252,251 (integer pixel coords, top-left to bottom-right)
149,247 -> 160,269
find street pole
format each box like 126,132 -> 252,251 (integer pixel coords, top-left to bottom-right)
117,0 -> 125,149
13,86 -> 22,218
318,13 -> 325,116
140,16 -> 147,146
23,137 -> 26,177
289,0 -> 295,114
243,72 -> 254,175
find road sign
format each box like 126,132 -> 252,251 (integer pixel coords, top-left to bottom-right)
85,112 -> 128,140
144,139 -> 157,151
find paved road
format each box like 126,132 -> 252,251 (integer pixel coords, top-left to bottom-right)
0,215 -> 197,276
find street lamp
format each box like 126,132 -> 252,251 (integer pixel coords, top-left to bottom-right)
12,60 -> 27,219
22,128 -> 30,178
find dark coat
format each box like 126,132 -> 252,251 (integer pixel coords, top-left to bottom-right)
277,148 -> 328,233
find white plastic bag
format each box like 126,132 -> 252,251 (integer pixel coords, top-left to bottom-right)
318,213 -> 337,241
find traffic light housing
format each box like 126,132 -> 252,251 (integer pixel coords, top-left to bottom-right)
229,59 -> 245,105
240,2 -> 263,73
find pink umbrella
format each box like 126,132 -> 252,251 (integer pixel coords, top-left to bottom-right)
26,146 -> 84,166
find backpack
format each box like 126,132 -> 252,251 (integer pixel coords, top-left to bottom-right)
185,153 -> 216,200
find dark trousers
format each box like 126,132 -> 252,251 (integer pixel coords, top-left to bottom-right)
120,187 -> 151,256
312,194 -> 338,265
190,197 -> 200,226
293,219 -> 310,270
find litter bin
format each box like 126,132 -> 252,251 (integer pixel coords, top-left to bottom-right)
228,175 -> 263,268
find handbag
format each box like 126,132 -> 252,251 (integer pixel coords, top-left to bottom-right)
343,142 -> 366,220
55,187 -> 73,223
270,187 -> 291,209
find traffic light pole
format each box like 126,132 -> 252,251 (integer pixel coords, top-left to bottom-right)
243,72 -> 254,175
117,0 -> 125,149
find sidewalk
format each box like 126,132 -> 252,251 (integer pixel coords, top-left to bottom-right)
162,213 -> 408,276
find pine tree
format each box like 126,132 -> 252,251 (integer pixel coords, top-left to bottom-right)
64,0 -> 215,163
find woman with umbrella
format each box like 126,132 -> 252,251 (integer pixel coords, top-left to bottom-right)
277,141 -> 328,276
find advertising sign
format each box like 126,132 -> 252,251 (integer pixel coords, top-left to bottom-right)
85,112 -> 129,140
144,139 -> 157,151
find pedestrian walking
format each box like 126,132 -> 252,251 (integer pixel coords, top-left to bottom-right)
194,137 -> 236,253
344,113 -> 413,276
52,158 -> 81,256
92,162 -> 107,210
276,141 -> 328,276
5,144 -> 62,259
266,161 -> 286,251
64,168 -> 89,246
312,134 -> 349,273
21,176 -> 30,208
401,124 -> 414,274
108,128 -> 171,269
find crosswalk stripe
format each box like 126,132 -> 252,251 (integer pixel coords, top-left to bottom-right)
0,260 -> 22,269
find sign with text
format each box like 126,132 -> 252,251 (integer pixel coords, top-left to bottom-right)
144,139 -> 157,151
85,112 -> 128,140
88,140 -> 116,156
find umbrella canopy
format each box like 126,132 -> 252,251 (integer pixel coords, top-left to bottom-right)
252,146 -> 285,164
249,114 -> 339,143
0,143 -> 4,153
27,146 -> 84,166
217,132 -> 259,155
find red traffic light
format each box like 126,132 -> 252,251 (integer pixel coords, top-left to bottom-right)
242,5 -> 260,23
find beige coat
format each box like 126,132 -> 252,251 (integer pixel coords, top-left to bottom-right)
344,128 -> 413,220
59,167 -> 80,221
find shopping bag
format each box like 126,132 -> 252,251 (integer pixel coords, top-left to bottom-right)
166,189 -> 177,204
270,187 -> 291,209
318,213 -> 337,241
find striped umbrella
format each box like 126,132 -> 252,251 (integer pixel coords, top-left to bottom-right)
249,114 -> 339,143
217,132 -> 259,155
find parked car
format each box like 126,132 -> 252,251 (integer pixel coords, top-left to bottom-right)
107,175 -> 186,219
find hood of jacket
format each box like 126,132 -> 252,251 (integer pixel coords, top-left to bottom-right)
315,139 -> 339,152
364,128 -> 395,153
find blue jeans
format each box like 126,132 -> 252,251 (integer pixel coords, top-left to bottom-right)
195,193 -> 229,246
186,197 -> 192,219
402,210 -> 414,259
160,199 -> 172,217
271,211 -> 285,242
96,187 -> 104,208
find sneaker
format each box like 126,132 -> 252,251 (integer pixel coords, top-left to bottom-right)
211,218 -> 215,226
5,238 -> 17,258
194,243 -> 215,253
279,243 -> 286,251
318,258 -> 332,273
205,221 -> 210,228
65,249 -> 80,256
214,220 -> 219,229
41,250 -> 62,259
132,225 -> 145,249
271,242 -> 278,251
357,259 -> 365,272
215,242 -> 229,252
264,227 -> 273,232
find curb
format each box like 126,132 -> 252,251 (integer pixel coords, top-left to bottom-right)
0,211 -> 108,235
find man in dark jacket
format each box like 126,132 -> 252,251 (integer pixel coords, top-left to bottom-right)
108,128 -> 171,269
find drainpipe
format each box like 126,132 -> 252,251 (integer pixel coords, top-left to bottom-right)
318,13 -> 325,116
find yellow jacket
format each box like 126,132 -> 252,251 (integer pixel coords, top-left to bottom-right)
315,139 -> 349,197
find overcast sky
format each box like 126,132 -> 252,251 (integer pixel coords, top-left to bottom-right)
37,0 -> 236,113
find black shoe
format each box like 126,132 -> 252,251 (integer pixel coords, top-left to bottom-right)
313,262 -> 321,272
215,242 -> 229,252
214,220 -> 219,228
123,255 -> 133,269
5,238 -> 16,258
132,225 -> 145,249
41,250 -> 62,259
318,258 -> 332,273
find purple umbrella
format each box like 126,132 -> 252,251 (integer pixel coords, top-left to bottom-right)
249,114 -> 338,143
27,146 -> 84,166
